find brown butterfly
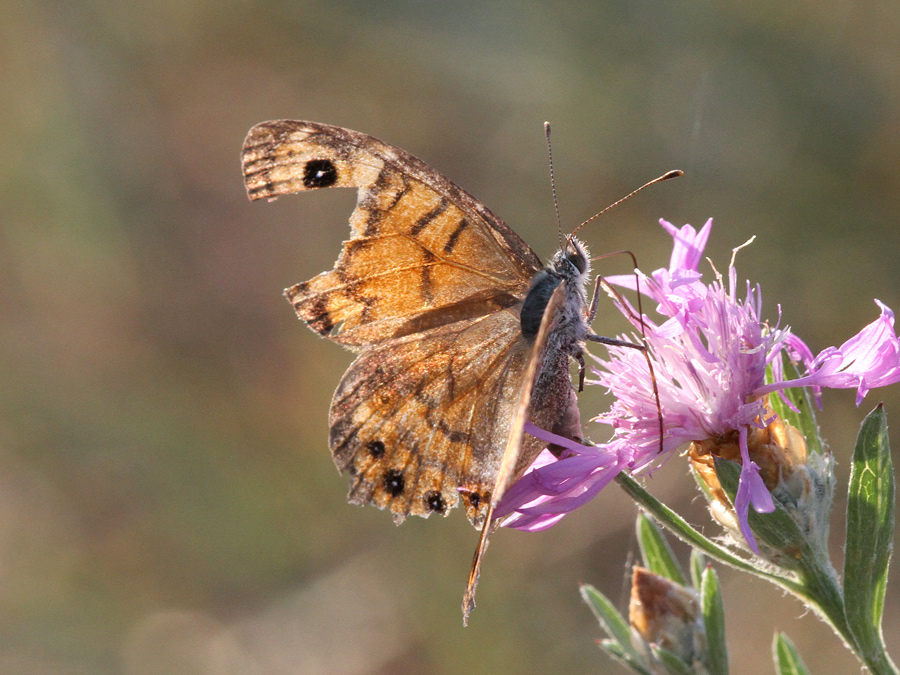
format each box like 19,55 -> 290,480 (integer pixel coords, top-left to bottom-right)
241,120 -> 669,622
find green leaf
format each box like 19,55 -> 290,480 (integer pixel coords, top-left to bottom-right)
844,405 -> 896,668
636,512 -> 687,585
615,473 -> 778,580
690,549 -> 706,591
652,645 -> 694,675
768,356 -> 824,456
701,566 -> 729,675
581,584 -> 634,654
600,641 -> 655,675
772,632 -> 811,675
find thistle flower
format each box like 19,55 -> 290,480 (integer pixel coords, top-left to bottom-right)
500,219 -> 900,553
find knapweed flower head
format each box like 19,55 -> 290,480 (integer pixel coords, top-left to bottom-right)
500,219 -> 900,553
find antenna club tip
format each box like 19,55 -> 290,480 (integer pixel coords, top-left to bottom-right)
662,170 -> 684,180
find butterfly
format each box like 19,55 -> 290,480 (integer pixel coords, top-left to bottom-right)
241,120 -> 668,622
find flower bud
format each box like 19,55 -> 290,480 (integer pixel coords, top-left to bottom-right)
689,398 -> 833,561
629,567 -> 705,667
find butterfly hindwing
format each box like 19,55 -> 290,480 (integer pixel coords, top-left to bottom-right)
330,308 -> 545,526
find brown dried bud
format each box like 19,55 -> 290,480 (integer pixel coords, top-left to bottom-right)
629,567 -> 702,661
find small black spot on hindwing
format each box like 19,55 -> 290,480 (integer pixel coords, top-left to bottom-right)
424,490 -> 446,514
367,440 -> 385,458
383,469 -> 405,497
303,159 -> 338,188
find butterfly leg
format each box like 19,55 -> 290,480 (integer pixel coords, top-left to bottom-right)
586,274 -> 605,324
586,275 -> 645,350
586,333 -> 645,350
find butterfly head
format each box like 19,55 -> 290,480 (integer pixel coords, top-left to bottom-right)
553,235 -> 591,281
520,236 -> 591,342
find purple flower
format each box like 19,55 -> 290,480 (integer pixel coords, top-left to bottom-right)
500,219 -> 900,552
757,300 -> 900,404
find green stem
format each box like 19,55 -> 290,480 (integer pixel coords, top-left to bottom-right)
615,473 -> 899,675
794,562 -> 898,675
614,473 -> 801,590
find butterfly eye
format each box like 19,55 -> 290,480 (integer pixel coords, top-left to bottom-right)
566,251 -> 587,274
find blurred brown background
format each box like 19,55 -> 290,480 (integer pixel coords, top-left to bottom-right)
2,1 -> 899,673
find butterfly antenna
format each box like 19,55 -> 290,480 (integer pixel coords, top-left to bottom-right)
591,249 -> 665,454
544,122 -> 564,250
569,169 -> 683,239
600,258 -> 665,454
631,269 -> 665,454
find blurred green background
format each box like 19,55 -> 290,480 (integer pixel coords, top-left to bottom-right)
2,1 -> 899,673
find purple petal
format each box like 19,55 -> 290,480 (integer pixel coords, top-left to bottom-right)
756,300 -> 900,404
502,510 -> 568,532
733,426 -> 775,554
660,218 -> 712,272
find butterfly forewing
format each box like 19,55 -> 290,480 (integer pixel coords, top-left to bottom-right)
243,121 -> 542,347
463,280 -> 571,623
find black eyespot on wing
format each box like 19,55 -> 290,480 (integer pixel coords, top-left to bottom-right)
303,159 -> 338,188
424,490 -> 446,514
367,440 -> 386,458
383,469 -> 405,497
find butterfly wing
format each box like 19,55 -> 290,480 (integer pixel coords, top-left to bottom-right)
330,307 -> 546,526
241,121 -> 557,526
242,120 -> 542,347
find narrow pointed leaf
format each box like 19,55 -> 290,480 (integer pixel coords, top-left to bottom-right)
581,584 -> 634,653
701,566 -> 729,675
844,405 -> 895,668
600,641 -> 655,675
637,512 -> 686,585
690,549 -> 706,591
772,632 -> 810,675
652,645 -> 694,675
